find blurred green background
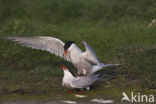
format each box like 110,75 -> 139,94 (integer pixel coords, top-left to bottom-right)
0,0 -> 156,102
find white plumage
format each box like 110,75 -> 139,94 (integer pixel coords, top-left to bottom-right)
4,36 -> 121,75
61,65 -> 99,90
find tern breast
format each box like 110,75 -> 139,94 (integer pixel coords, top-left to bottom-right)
69,44 -> 92,74
69,44 -> 83,63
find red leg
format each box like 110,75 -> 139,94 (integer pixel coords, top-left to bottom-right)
76,89 -> 84,94
67,90 -> 74,94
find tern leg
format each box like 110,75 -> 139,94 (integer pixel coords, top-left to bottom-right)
82,70 -> 87,76
76,89 -> 84,95
77,70 -> 82,76
77,71 -> 81,76
67,89 -> 84,94
86,87 -> 90,91
77,69 -> 87,76
83,70 -> 86,75
66,90 -> 76,94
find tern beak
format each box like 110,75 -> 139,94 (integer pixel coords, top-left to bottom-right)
64,49 -> 69,58
61,64 -> 67,71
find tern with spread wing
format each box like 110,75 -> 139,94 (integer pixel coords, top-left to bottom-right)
61,64 -> 99,90
3,36 -> 120,75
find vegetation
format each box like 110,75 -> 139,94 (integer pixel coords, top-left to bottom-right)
0,0 -> 156,102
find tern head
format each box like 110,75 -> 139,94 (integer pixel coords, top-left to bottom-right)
61,64 -> 75,79
61,64 -> 68,71
64,41 -> 75,57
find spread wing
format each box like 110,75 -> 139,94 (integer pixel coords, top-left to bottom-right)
71,74 -> 99,88
3,36 -> 70,61
82,41 -> 100,65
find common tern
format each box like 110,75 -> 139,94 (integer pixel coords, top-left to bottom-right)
3,36 -> 120,75
61,64 -> 99,90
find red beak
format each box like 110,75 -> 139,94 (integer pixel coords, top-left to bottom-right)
64,49 -> 69,58
61,64 -> 67,70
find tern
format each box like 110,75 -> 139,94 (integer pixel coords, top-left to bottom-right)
3,36 -> 120,75
61,64 -> 99,90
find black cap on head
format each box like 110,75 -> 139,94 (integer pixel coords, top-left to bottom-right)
64,41 -> 74,51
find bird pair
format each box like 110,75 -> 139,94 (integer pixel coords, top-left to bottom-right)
4,36 -> 120,91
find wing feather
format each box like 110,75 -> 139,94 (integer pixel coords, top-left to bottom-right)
3,36 -> 70,61
82,41 -> 100,65
71,74 -> 99,88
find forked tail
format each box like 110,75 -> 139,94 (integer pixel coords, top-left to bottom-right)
91,63 -> 121,74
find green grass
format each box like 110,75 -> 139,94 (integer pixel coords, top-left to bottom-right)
0,0 -> 156,102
